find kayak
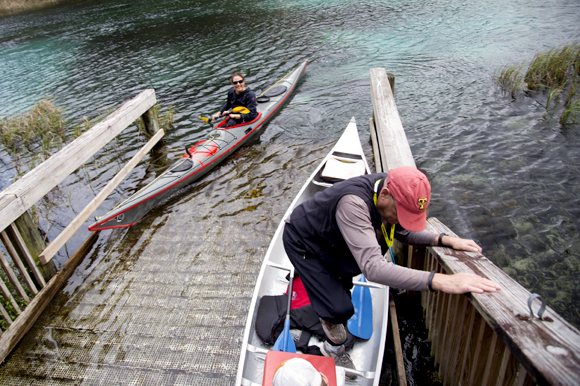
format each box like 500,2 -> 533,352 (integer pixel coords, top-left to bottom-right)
236,117 -> 390,385
89,60 -> 308,231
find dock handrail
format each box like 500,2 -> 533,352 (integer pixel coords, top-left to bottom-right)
0,89 -> 163,363
369,67 -> 580,386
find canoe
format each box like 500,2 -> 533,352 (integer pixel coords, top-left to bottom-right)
236,117 -> 390,386
89,60 -> 308,231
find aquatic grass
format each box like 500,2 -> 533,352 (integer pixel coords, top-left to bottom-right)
495,62 -> 525,98
561,95 -> 580,124
495,42 -> 580,124
0,97 -> 66,157
524,44 -> 580,90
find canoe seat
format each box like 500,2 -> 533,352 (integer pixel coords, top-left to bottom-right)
313,152 -> 366,187
262,351 -> 340,386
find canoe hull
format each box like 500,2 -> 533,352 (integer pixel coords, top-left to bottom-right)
89,61 -> 308,231
236,118 -> 389,386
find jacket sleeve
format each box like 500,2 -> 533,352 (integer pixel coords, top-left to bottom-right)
220,88 -> 235,113
393,224 -> 438,246
241,89 -> 258,121
336,195 -> 430,291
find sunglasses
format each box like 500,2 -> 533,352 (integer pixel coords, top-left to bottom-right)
232,80 -> 244,85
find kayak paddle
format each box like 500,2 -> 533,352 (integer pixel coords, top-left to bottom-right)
347,274 -> 373,340
199,106 -> 250,124
273,267 -> 296,353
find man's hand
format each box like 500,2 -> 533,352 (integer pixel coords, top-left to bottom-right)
441,235 -> 482,253
432,272 -> 501,294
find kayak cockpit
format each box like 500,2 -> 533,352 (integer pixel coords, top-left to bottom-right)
216,112 -> 263,129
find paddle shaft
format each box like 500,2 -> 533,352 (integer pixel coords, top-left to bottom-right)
272,266 -> 296,353
280,271 -> 294,351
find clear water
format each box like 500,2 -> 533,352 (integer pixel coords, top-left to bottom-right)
1,0 -> 580,379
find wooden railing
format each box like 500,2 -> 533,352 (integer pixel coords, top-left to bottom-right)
369,68 -> 580,386
0,89 -> 164,363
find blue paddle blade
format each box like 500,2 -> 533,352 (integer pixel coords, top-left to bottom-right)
273,318 -> 296,353
347,275 -> 373,340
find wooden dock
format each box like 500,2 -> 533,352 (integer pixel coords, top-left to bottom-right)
0,69 -> 579,385
369,67 -> 580,386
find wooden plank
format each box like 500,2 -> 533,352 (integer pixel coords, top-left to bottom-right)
38,128 -> 165,264
369,68 -> 415,170
389,298 -> 408,386
0,89 -> 157,234
440,294 -> 460,384
434,290 -> 448,364
468,317 -> 488,386
459,306 -> 477,385
369,117 -> 383,173
426,217 -> 580,386
0,231 -> 38,294
9,223 -> 45,288
0,278 -> 21,314
515,364 -> 536,386
427,254 -> 438,334
439,292 -> 456,375
482,332 -> 499,386
427,256 -> 437,339
0,303 -> 12,324
0,231 -> 98,364
13,211 -> 56,281
446,295 -> 469,383
495,345 -> 512,386
0,251 -> 29,302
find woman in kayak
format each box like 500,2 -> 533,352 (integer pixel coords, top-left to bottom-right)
211,72 -> 258,127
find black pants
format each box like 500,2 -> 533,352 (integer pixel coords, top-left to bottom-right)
282,222 -> 354,324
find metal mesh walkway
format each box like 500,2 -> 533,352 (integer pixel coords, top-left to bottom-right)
0,141 -> 336,385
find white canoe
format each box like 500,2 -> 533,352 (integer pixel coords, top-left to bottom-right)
236,117 -> 390,386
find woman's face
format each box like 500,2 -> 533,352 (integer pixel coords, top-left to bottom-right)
232,75 -> 245,94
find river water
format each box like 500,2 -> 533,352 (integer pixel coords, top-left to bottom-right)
1,0 -> 580,381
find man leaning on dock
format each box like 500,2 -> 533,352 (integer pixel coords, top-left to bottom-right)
282,166 -> 501,378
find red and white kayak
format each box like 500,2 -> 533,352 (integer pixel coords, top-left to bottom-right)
89,60 -> 308,231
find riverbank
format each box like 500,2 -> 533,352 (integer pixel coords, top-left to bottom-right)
0,0 -> 67,16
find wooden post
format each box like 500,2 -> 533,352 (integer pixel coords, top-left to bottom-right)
387,72 -> 395,95
389,298 -> 408,386
8,211 -> 56,281
369,68 -> 415,170
141,105 -> 160,137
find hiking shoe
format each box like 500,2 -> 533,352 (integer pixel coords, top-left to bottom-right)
319,317 -> 346,344
321,341 -> 357,380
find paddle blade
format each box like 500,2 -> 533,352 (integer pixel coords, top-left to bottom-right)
273,318 -> 296,353
347,275 -> 373,340
199,116 -> 211,124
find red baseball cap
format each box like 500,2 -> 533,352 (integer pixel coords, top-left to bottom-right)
386,166 -> 431,231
